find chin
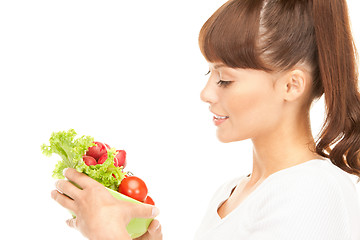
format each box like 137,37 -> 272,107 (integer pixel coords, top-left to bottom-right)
216,132 -> 236,143
216,130 -> 249,143
217,138 -> 232,143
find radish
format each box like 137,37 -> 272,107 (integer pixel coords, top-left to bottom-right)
97,153 -> 108,164
115,150 -> 127,168
83,156 -> 97,166
98,152 -> 122,168
86,141 -> 107,160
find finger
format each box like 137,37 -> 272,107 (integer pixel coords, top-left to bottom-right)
63,168 -> 100,190
133,220 -> 162,240
66,218 -> 78,229
55,179 -> 81,200
51,189 -> 77,212
126,201 -> 160,219
147,219 -> 162,238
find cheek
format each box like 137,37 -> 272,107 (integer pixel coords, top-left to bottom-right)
225,85 -> 280,131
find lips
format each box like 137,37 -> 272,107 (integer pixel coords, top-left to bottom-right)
214,114 -> 229,120
211,111 -> 229,126
211,110 -> 229,119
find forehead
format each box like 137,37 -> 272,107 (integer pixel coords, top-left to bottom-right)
208,61 -> 280,84
209,62 -> 227,70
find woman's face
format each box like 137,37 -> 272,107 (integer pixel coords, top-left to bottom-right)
200,62 -> 284,143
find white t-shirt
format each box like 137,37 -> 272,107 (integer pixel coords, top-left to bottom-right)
194,159 -> 360,240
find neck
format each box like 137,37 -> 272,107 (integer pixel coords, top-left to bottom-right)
248,111 -> 323,185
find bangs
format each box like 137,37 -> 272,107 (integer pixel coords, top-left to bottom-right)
199,0 -> 270,71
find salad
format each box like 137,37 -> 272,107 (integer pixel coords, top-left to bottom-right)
41,128 -> 155,205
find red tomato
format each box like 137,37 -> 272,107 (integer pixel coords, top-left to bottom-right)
115,150 -> 126,168
144,196 -> 155,205
105,143 -> 111,149
86,141 -> 107,160
118,176 -> 148,202
83,156 -> 97,166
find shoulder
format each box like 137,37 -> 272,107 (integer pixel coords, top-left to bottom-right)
262,159 -> 357,196
248,159 -> 360,239
288,159 -> 357,199
257,159 -> 359,211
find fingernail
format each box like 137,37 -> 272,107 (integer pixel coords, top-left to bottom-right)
54,180 -> 63,194
63,168 -> 68,177
154,222 -> 160,230
151,207 -> 160,217
51,190 -> 56,199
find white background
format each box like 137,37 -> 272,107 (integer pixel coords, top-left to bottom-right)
1,1 -> 359,239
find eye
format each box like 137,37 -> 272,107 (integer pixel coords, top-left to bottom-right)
205,70 -> 210,76
216,80 -> 232,87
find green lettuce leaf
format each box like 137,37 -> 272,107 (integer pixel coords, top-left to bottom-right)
41,129 -> 126,191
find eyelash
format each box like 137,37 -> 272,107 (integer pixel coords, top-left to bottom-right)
205,71 -> 232,87
216,80 -> 232,87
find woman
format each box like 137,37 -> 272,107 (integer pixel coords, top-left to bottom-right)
52,0 -> 360,239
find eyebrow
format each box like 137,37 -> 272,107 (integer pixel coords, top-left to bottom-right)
214,63 -> 226,70
213,64 -> 226,70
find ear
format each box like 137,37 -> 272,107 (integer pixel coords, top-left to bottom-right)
281,69 -> 307,102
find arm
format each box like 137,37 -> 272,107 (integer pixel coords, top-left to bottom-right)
51,168 -> 162,240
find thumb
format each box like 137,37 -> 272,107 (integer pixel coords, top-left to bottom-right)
128,202 -> 160,219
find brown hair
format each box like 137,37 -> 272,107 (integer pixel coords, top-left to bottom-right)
199,0 -> 360,182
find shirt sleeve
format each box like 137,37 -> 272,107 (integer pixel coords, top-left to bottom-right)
245,174 -> 352,240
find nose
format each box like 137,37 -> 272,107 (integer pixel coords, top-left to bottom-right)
200,79 -> 217,104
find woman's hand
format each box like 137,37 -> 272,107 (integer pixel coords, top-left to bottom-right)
51,168 -> 160,240
134,219 -> 162,240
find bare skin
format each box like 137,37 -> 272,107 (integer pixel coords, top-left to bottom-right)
201,63 -> 324,219
51,168 -> 162,240
51,61 -> 324,236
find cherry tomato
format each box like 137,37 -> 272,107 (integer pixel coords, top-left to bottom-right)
83,156 -> 97,166
86,141 -> 107,160
144,196 -> 155,205
118,176 -> 148,202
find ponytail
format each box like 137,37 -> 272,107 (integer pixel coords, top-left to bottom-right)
198,0 -> 360,181
312,0 -> 360,182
